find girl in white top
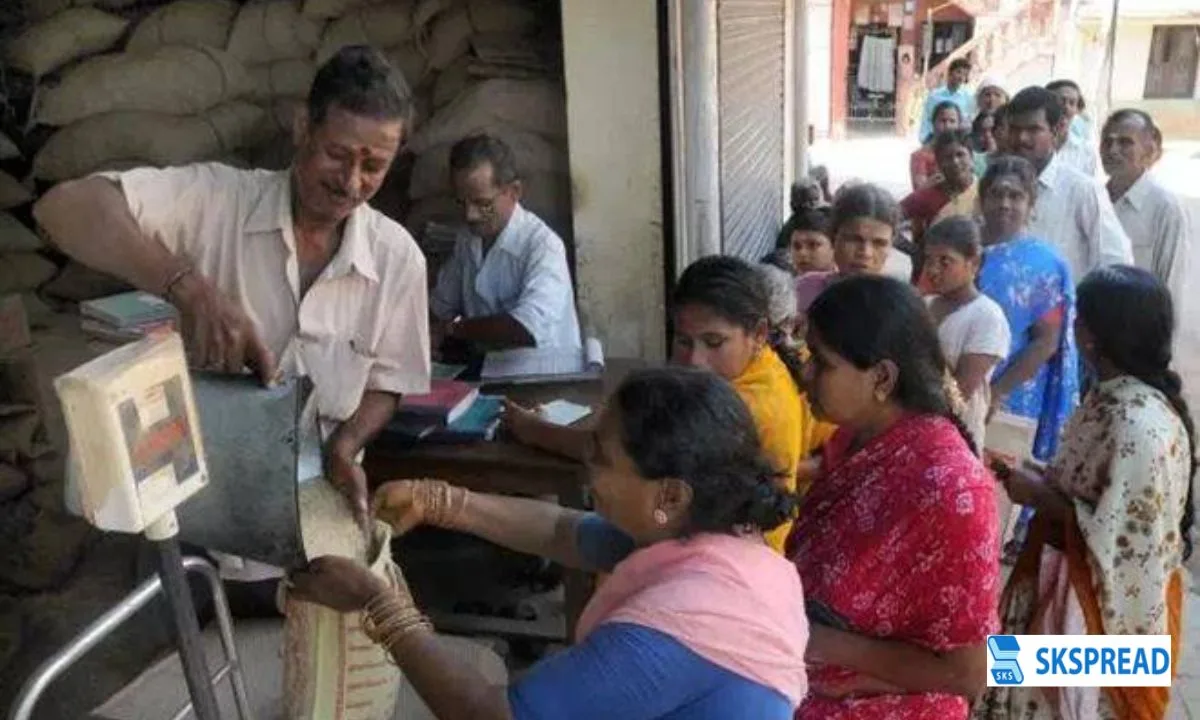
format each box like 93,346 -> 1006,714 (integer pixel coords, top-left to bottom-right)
922,216 -> 1012,450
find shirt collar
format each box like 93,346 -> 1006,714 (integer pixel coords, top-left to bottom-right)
1115,172 -> 1154,211
490,203 -> 528,256
1038,152 -> 1063,189
244,170 -> 379,283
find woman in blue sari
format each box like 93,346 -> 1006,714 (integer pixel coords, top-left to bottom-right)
977,156 -> 1080,461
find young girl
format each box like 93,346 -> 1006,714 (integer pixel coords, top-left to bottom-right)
910,101 -> 963,190
505,256 -> 835,551
774,184 -> 835,276
921,216 -> 1011,450
794,182 -> 902,336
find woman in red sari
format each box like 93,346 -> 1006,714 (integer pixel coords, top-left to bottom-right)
788,276 -> 1000,719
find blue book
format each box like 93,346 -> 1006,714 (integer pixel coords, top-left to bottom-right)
81,291 -> 176,329
429,395 -> 503,443
988,635 -> 1021,661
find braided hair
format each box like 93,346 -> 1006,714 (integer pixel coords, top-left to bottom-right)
807,275 -> 976,453
1077,266 -> 1196,561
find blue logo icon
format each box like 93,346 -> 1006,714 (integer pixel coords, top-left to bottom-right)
988,635 -> 1024,686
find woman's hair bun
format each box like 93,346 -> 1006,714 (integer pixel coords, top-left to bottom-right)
746,476 -> 797,532
790,178 -> 824,213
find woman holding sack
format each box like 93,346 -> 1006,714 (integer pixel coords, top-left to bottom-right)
290,367 -> 810,719
975,266 -> 1195,720
789,276 -> 1000,719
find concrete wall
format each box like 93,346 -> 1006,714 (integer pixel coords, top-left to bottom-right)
560,0 -> 667,361
1067,17 -> 1200,139
808,0 -> 834,137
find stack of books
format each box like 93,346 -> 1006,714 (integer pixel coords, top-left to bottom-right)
384,379 -> 503,445
80,291 -> 177,343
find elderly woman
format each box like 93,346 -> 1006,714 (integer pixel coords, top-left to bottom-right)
291,367 -> 809,719
976,266 -> 1194,720
790,276 -> 999,719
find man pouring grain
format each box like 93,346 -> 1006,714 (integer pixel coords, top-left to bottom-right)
34,46 -> 430,614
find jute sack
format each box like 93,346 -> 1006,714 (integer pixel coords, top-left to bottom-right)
126,0 -> 239,53
249,59 -> 315,101
431,56 -> 471,109
384,43 -> 428,88
0,133 -> 20,161
0,254 -> 57,295
409,79 -> 567,154
284,479 -> 402,720
420,4 -> 471,71
412,0 -> 451,30
37,46 -> 254,127
316,3 -> 416,65
0,214 -> 43,253
0,172 -> 33,210
33,101 -> 266,181
24,0 -> 72,23
466,0 -> 538,36
7,8 -> 129,78
226,0 -> 323,65
259,97 -> 303,134
301,0 -> 375,20
409,128 -> 567,200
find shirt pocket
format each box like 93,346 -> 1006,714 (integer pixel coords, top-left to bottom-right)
295,332 -> 375,422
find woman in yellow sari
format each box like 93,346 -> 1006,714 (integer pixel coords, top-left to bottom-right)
976,265 -> 1194,720
506,256 -> 834,552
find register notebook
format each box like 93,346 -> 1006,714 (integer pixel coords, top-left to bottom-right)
480,337 -> 605,384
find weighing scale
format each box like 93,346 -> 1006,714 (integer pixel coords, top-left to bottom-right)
8,333 -> 314,720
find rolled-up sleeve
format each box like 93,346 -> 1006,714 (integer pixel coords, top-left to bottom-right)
368,241 -> 431,396
96,164 -> 226,259
509,232 -> 574,347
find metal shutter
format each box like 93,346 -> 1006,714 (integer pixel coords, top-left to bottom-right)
717,0 -> 786,261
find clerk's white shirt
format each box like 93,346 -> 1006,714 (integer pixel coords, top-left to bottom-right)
1030,152 -> 1133,282
431,203 -> 581,349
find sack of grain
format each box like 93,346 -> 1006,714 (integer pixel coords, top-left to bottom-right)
412,0 -> 452,30
0,254 -> 57,295
466,0 -> 538,36
421,4 -> 471,71
227,0 -> 323,65
432,56 -> 471,109
249,59 -> 315,101
0,133 -> 19,161
0,214 -> 43,253
300,0 -> 374,21
284,480 -> 402,720
7,8 -> 129,78
409,79 -> 566,154
37,46 -> 253,127
385,43 -> 428,88
33,101 -> 266,181
260,97 -> 303,134
126,0 -> 239,53
24,0 -> 72,22
317,3 -> 416,65
409,129 -> 567,200
0,172 -> 33,210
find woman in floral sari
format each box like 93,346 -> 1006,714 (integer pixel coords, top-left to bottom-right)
789,276 -> 999,719
976,265 -> 1195,720
976,155 -> 1080,461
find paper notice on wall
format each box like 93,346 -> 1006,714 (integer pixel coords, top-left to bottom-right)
887,2 -> 903,27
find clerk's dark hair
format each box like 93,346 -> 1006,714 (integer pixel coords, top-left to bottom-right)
673,255 -> 805,389
612,367 -> 795,534
1077,266 -> 1196,561
308,45 -> 413,127
808,275 -> 975,452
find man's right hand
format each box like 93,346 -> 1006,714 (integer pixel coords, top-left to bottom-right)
169,271 -> 277,385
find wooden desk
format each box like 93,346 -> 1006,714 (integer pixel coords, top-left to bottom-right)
363,360 -> 644,641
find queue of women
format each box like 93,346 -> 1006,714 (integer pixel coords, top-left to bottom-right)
285,85 -> 1194,718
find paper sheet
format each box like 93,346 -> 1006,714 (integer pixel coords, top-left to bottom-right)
539,399 -> 592,427
481,337 -> 605,381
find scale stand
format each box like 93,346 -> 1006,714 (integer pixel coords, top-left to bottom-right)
7,511 -> 253,720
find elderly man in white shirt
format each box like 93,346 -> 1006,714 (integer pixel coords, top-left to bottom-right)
1101,109 -> 1190,305
431,133 -> 580,351
34,46 -> 429,613
1005,86 -> 1132,281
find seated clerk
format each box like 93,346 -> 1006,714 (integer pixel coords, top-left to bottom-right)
430,133 -> 581,356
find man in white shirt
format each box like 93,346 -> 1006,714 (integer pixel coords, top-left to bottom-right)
1101,109 -> 1189,305
1047,79 -> 1098,177
1005,86 -> 1132,281
431,133 -> 580,351
35,47 -> 430,611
